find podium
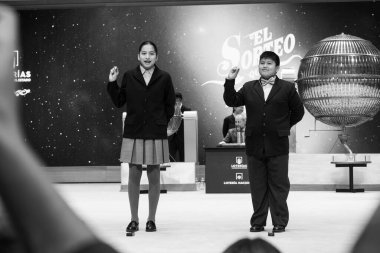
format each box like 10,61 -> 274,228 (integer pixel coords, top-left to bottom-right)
183,111 -> 198,163
205,146 -> 250,193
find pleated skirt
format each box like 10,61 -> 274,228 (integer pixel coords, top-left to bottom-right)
120,138 -> 170,165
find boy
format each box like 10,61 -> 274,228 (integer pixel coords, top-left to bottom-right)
223,51 -> 304,233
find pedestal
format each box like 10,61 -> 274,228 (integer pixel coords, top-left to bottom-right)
331,161 -> 371,193
183,111 -> 198,163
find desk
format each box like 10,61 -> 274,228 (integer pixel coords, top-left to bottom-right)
205,146 -> 250,193
331,161 -> 371,193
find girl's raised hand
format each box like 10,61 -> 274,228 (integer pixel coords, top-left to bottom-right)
109,66 -> 119,82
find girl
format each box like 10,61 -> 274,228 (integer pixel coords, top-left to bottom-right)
107,41 -> 175,233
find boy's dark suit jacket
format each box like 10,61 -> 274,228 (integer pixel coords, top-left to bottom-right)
107,65 -> 176,139
223,77 -> 304,157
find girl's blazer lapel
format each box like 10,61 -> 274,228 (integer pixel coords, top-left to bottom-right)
132,66 -> 146,86
132,65 -> 162,87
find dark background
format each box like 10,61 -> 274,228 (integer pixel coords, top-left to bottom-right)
15,2 -> 380,166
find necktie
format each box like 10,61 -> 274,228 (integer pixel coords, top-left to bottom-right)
143,70 -> 151,85
260,76 -> 276,86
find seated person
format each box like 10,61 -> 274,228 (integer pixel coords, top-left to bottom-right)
219,114 -> 246,146
222,106 -> 245,137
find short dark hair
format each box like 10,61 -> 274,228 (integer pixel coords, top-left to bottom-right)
260,51 -> 280,66
139,41 -> 158,55
175,92 -> 183,100
223,238 -> 281,253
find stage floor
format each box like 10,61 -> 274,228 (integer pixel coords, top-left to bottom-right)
54,183 -> 380,253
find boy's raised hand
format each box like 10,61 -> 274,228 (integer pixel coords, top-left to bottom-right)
227,66 -> 240,80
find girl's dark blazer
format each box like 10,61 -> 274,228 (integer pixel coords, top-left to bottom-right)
223,77 -> 304,157
107,65 -> 175,139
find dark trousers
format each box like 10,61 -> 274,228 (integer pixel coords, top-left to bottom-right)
247,154 -> 290,227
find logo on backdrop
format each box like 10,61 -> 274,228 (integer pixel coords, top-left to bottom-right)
13,50 -> 32,84
236,173 -> 243,180
224,156 -> 249,185
236,156 -> 243,165
231,156 -> 247,169
15,89 -> 31,96
201,27 -> 302,86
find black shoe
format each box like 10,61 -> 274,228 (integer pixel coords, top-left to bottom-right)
146,220 -> 157,232
273,225 -> 285,233
126,221 -> 139,232
250,225 -> 264,232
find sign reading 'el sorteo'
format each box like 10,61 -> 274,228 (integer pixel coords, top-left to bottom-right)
201,27 -> 302,87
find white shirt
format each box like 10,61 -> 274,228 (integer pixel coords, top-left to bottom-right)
260,76 -> 276,101
140,65 -> 155,85
263,83 -> 273,101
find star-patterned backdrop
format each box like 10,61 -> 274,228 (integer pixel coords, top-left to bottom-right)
16,2 -> 380,166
